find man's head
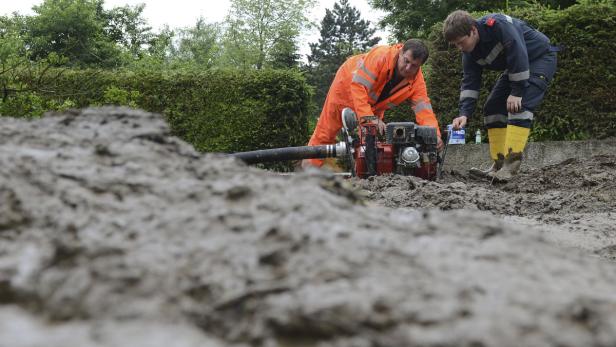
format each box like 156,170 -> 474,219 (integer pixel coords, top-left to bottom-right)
398,39 -> 429,79
443,10 -> 479,53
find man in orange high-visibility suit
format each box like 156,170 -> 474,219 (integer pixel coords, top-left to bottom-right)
302,39 -> 444,168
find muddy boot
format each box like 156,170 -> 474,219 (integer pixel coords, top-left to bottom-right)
492,124 -> 530,182
492,153 -> 522,182
469,127 -> 506,180
469,159 -> 503,179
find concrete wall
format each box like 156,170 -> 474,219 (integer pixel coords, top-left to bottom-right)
442,139 -> 616,172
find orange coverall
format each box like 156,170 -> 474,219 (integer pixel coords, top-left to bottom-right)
306,44 -> 440,167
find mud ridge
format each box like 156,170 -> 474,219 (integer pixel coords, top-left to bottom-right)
1,107 -> 615,347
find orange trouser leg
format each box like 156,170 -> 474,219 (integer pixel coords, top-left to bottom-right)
303,96 -> 344,168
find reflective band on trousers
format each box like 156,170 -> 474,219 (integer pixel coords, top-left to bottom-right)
460,90 -> 480,100
509,110 -> 534,121
477,43 -> 503,66
508,70 -> 530,82
484,114 -> 508,125
352,74 -> 373,89
413,101 -> 433,113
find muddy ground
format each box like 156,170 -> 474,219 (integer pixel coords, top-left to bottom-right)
355,154 -> 616,260
1,108 -> 615,347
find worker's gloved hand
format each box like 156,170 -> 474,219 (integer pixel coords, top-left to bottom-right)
452,115 -> 467,130
360,115 -> 386,135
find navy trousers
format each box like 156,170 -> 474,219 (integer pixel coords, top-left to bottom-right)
483,51 -> 557,129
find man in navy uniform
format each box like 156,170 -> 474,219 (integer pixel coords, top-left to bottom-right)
443,10 -> 558,181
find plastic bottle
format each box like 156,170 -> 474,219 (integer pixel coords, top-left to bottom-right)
475,129 -> 481,144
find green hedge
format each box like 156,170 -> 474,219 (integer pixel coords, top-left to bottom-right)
10,68 -> 311,153
426,1 -> 616,141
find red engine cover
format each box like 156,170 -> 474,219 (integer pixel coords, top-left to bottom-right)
354,143 -> 394,178
355,146 -> 438,180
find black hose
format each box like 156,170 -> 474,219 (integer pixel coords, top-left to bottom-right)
438,127 -> 452,180
365,132 -> 377,176
231,144 -> 339,164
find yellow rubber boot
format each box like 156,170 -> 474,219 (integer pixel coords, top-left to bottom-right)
469,127 -> 506,178
493,125 -> 530,182
503,124 -> 530,155
488,127 -> 507,162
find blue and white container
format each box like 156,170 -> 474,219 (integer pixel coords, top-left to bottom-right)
447,124 -> 466,144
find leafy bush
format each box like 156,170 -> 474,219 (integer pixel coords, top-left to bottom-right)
0,92 -> 45,118
102,86 -> 140,108
27,68 -> 311,154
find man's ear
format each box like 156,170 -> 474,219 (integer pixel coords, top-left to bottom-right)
470,26 -> 478,37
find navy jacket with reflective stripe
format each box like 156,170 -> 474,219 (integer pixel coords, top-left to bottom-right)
460,14 -> 552,117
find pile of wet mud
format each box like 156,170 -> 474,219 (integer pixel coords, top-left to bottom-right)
1,108 -> 616,347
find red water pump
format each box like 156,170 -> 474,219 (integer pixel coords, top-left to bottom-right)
232,108 -> 441,181
341,111 -> 439,180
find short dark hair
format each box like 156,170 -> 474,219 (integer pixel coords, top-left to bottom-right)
402,39 -> 429,64
443,10 -> 476,42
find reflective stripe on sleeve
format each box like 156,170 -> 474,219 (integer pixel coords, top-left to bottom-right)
460,90 -> 480,100
359,61 -> 377,81
412,101 -> 433,113
352,73 -> 373,89
477,43 -> 503,66
508,70 -> 530,82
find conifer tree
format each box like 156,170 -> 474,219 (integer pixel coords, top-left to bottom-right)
307,0 -> 380,110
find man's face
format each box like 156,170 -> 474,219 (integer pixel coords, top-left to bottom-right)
397,49 -> 422,79
451,26 -> 479,53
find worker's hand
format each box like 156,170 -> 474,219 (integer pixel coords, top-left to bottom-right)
375,118 -> 386,135
452,116 -> 467,130
507,95 -> 522,113
361,116 -> 386,135
437,135 -> 444,152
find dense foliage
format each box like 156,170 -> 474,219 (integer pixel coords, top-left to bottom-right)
370,0 -> 577,40
23,0 -> 163,67
221,0 -> 315,70
20,68 -> 312,153
1,0 -> 314,157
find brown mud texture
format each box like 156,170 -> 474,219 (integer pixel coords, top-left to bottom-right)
1,107 -> 616,347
